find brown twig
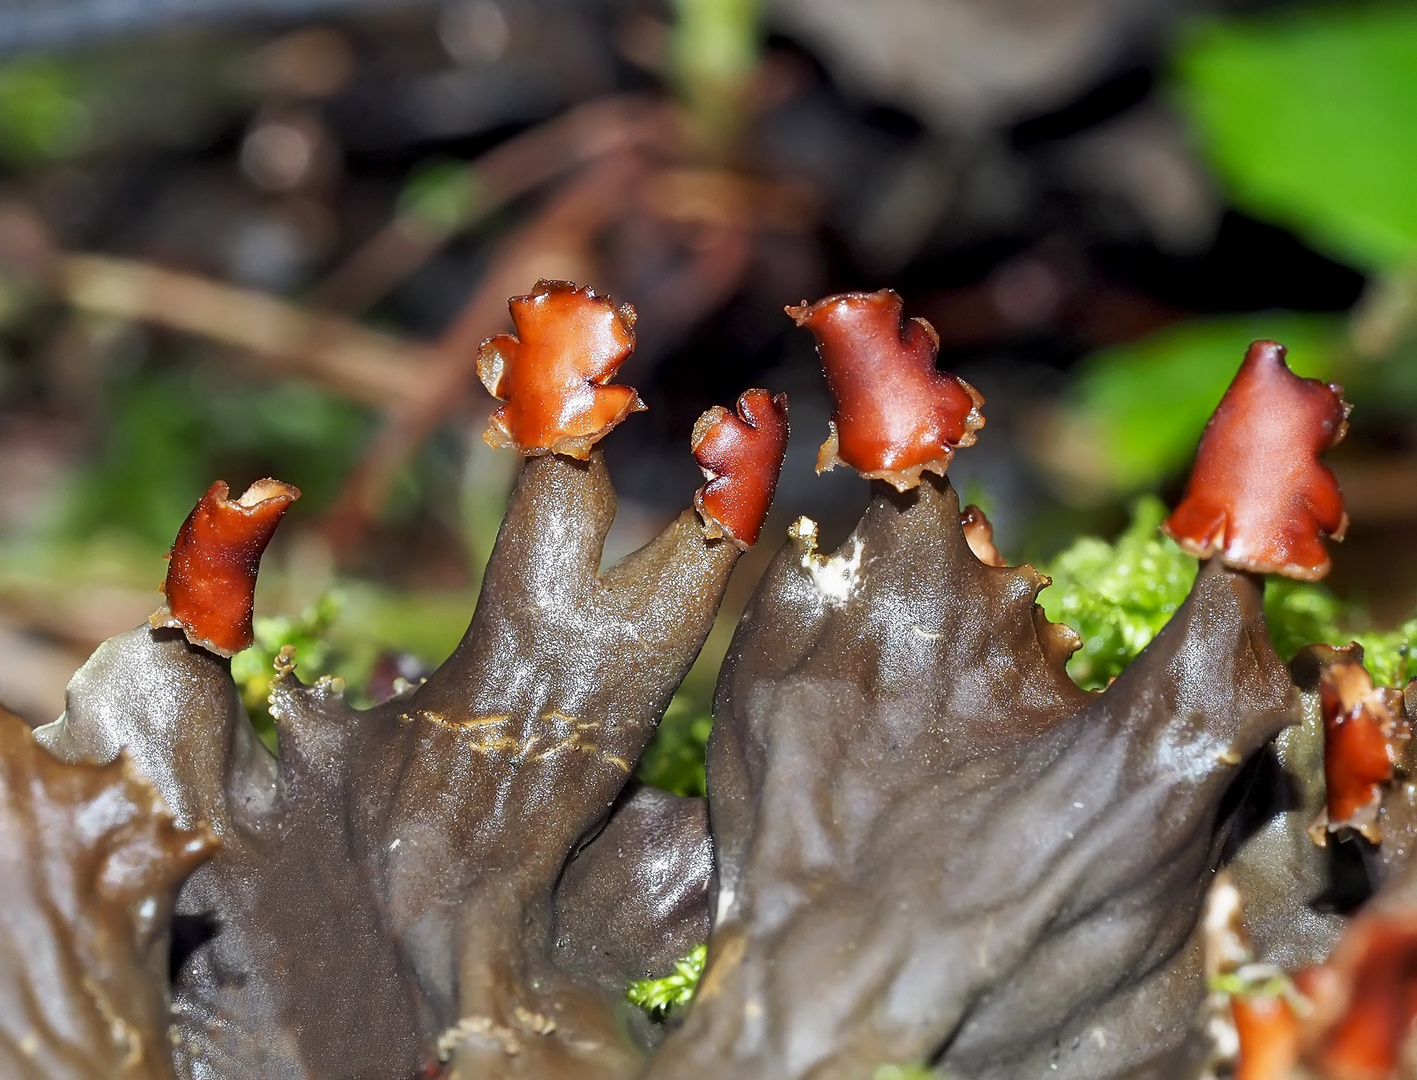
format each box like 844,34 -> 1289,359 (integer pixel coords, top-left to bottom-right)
311,95 -> 675,315
58,254 -> 432,408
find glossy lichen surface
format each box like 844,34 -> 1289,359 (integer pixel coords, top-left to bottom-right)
18,301 -> 1417,1080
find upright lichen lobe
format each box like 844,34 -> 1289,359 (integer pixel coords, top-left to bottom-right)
786,289 -> 983,491
1163,339 -> 1348,581
1309,659 -> 1406,845
151,478 -> 300,657
479,279 -> 645,458
960,504 -> 1007,566
691,389 -> 789,548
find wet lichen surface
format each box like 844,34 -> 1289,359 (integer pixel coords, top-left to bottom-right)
8,283 -> 1417,1080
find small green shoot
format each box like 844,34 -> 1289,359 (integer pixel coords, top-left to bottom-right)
627,944 -> 707,1021
231,593 -> 343,748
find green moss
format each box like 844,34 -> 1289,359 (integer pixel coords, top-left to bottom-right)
1040,499 -> 1417,690
1354,615 -> 1417,687
636,694 -> 713,797
231,594 -> 342,749
626,944 -> 707,1021
1039,497 -> 1197,689
227,582 -> 476,749
1262,579 -> 1344,662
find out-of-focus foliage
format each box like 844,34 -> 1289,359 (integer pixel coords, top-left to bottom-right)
0,59 -> 90,162
1040,498 -> 1417,689
1048,314 -> 1338,496
1051,2 -> 1417,504
396,158 -> 489,241
626,943 -> 707,1020
1176,3 -> 1417,271
63,369 -> 374,549
671,0 -> 759,137
0,42 -> 246,166
636,693 -> 712,797
872,1067 -> 941,1080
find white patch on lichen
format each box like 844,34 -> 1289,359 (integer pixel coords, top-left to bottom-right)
788,516 -> 862,603
715,885 -> 736,925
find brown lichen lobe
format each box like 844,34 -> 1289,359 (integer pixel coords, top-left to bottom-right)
647,306 -> 1301,1079
691,388 -> 789,549
1162,339 -> 1349,581
0,706 -> 218,1080
1201,873 -> 1303,1080
786,289 -> 983,491
479,279 -> 645,458
150,478 -> 300,657
1298,909 -> 1417,1078
960,503 -> 1007,566
1308,659 -> 1407,846
32,280 -> 781,1080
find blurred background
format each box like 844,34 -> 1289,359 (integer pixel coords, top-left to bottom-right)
0,0 -> 1414,787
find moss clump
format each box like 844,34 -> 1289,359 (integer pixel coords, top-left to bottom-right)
1040,497 -> 1417,689
1039,498 -> 1197,689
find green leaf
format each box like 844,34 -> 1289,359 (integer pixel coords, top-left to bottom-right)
1175,3 -> 1417,270
627,944 -> 707,1020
